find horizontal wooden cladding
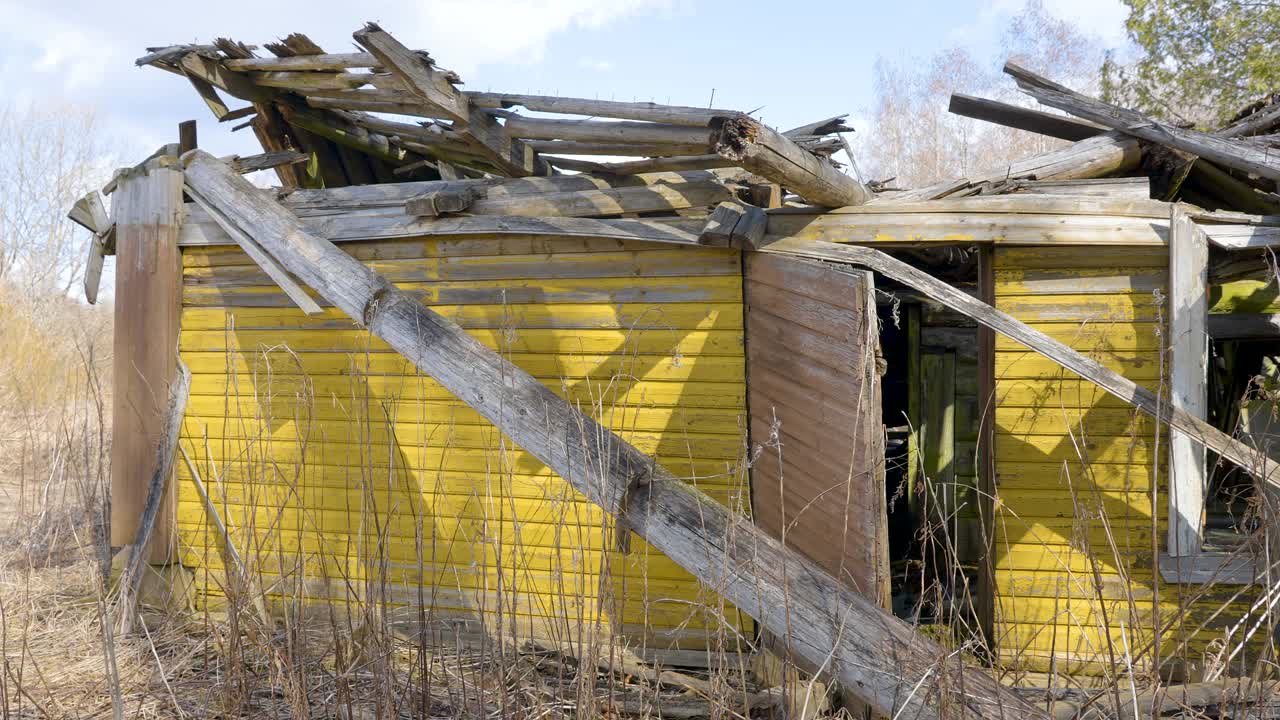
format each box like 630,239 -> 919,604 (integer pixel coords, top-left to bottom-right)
185,303 -> 739,332
186,246 -> 739,282
178,234 -> 746,649
999,487 -> 1158,519
995,461 -> 1162,492
764,212 -> 1168,246
995,246 -> 1170,270
179,559 -> 731,632
742,252 -> 863,311
187,251 -> 739,291
996,378 -> 1157,410
995,293 -> 1165,322
995,321 -> 1161,354
182,416 -> 743,456
996,352 -> 1163,381
178,448 -> 741,489
171,469 -> 739,509
176,526 -> 707,584
995,406 -> 1156,437
180,349 -> 743,382
183,235 -> 713,268
187,277 -> 743,310
991,245 -> 1170,677
193,375 -> 745,410
995,432 -> 1161,465
183,328 -> 743,358
995,594 -> 1249,629
994,267 -> 1166,296
175,479 -> 738,520
993,543 -> 1156,575
185,396 -> 743,436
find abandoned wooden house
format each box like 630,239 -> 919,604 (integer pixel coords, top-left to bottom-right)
72,22 -> 1280,716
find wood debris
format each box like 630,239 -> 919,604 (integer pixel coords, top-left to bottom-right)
138,23 -> 866,206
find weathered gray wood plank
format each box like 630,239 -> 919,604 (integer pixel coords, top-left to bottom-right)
1167,206 -> 1209,556
712,116 -> 870,207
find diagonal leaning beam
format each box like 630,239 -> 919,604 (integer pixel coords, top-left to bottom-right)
181,149 -> 1046,720
758,235 -> 1280,492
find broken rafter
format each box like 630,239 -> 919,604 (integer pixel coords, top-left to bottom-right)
353,22 -> 549,177
182,149 -> 1046,720
522,140 -> 712,157
1006,61 -> 1280,183
711,116 -> 870,207
947,92 -> 1105,142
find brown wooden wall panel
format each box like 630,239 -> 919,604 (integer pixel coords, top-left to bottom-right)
744,253 -> 887,600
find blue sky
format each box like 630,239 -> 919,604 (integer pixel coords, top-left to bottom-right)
0,0 -> 1131,163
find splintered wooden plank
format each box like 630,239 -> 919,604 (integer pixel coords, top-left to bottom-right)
353,23 -> 548,177
712,116 -> 869,207
68,190 -> 111,305
182,149 -> 1045,720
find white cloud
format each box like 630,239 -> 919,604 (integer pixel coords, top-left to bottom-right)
0,0 -> 679,160
0,3 -> 130,94
398,0 -> 676,76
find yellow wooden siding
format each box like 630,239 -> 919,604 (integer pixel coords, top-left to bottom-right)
992,246 -> 1263,677
175,236 -> 749,657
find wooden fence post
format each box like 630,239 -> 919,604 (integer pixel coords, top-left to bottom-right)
110,158 -> 184,563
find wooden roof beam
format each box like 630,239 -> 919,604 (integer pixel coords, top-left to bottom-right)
467,91 -> 741,126
947,92 -> 1105,141
353,22 -> 550,177
711,116 -> 870,207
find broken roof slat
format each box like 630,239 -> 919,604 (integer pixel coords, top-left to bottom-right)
947,92 -> 1105,142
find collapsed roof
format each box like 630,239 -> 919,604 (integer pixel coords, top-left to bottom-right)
137,23 -> 869,206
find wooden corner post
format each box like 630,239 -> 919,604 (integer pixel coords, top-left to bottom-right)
110,158 -> 185,564
1168,206 -> 1209,557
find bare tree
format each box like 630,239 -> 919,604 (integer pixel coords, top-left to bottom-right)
857,0 -> 1107,189
0,102 -> 114,298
